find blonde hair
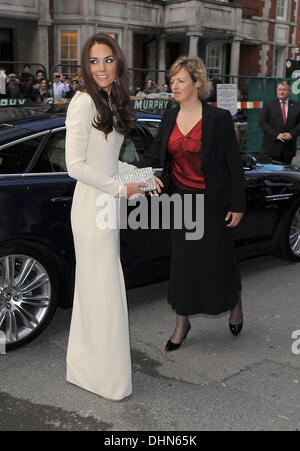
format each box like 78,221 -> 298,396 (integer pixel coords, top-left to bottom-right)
168,56 -> 212,100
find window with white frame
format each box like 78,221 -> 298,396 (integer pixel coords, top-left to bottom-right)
273,46 -> 286,77
59,29 -> 80,78
206,43 -> 223,78
276,0 -> 288,20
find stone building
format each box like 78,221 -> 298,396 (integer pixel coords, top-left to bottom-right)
234,0 -> 299,78
0,0 -> 299,87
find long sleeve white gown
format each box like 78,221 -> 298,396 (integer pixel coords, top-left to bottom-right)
65,91 -> 135,400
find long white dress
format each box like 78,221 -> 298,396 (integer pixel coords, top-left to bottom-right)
65,91 -> 135,400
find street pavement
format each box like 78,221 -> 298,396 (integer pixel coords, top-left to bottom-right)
0,253 -> 299,431
0,151 -> 300,432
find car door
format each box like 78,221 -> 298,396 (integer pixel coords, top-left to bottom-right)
23,128 -> 76,269
234,155 -> 264,252
0,133 -> 46,242
253,162 -> 297,239
119,121 -> 171,279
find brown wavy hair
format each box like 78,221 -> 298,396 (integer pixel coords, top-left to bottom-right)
169,56 -> 212,100
80,33 -> 135,137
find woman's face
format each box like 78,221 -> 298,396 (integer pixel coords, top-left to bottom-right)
89,43 -> 117,95
40,80 -> 46,89
170,67 -> 200,103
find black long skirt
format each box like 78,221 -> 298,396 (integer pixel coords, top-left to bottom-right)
167,185 -> 241,316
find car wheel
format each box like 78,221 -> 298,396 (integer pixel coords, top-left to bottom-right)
275,198 -> 300,262
0,242 -> 59,351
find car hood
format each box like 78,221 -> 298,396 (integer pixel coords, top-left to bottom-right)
254,154 -> 300,174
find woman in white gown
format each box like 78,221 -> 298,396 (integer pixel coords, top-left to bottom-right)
65,34 -> 150,401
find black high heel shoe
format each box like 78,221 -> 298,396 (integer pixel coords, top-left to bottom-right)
229,295 -> 243,336
229,321 -> 243,336
165,322 -> 191,352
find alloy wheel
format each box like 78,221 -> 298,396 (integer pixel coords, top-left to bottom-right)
0,254 -> 51,345
289,206 -> 300,257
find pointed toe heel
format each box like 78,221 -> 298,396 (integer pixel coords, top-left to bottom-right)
165,322 -> 191,352
229,321 -> 243,336
165,340 -> 181,352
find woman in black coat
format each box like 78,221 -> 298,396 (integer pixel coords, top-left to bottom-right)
139,56 -> 246,351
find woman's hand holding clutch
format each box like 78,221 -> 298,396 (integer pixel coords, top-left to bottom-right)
118,168 -> 164,197
121,182 -> 148,199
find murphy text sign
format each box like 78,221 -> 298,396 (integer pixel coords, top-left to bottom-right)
132,97 -> 172,112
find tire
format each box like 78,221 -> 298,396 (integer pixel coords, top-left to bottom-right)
0,242 -> 59,351
275,197 -> 300,262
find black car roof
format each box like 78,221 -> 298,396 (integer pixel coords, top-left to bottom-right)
0,105 -> 161,147
0,106 -> 66,146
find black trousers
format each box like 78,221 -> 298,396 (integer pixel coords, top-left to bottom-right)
279,146 -> 294,165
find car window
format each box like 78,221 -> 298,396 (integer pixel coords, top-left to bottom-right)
32,130 -> 67,173
119,123 -> 153,164
119,135 -> 141,164
141,120 -> 160,138
0,136 -> 43,174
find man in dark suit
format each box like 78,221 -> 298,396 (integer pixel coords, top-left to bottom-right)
259,81 -> 300,164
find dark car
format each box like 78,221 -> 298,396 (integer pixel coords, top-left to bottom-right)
0,106 -> 300,351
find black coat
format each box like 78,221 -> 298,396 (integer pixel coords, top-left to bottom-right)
259,98 -> 300,160
137,102 -> 246,212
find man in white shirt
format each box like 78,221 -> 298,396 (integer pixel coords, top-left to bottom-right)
52,72 -> 70,99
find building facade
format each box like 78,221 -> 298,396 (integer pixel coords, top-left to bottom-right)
234,0 -> 299,78
0,0 -> 299,86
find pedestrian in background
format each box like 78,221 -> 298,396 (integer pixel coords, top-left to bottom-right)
20,74 -> 35,99
66,79 -> 80,99
159,83 -> 172,98
19,64 -> 33,83
31,79 -> 50,103
144,78 -> 159,95
259,80 -> 300,164
143,78 -> 154,94
6,74 -> 21,99
0,67 -> 7,96
52,71 -> 70,98
72,67 -> 83,86
35,70 -> 46,82
134,86 -> 145,97
208,70 -> 222,102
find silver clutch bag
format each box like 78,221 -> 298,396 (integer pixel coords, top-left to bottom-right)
113,167 -> 156,192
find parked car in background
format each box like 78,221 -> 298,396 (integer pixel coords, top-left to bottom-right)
0,105 -> 300,350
